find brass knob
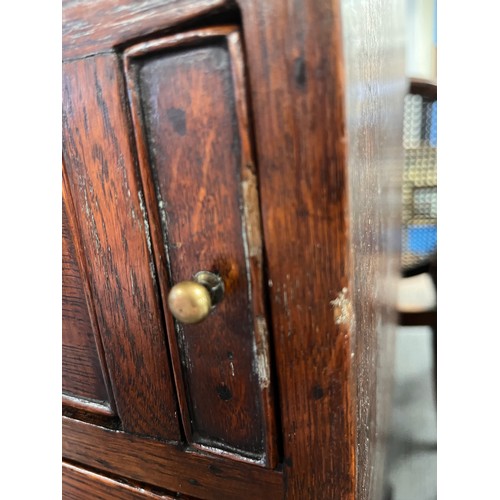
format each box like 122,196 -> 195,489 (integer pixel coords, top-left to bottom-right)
167,271 -> 224,324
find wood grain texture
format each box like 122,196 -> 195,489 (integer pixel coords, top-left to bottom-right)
62,0 -> 404,496
62,0 -> 232,59
62,54 -> 180,441
239,1 -> 356,497
340,0 -> 406,498
124,27 -> 277,466
63,462 -> 177,499
63,417 -> 283,500
62,196 -> 111,410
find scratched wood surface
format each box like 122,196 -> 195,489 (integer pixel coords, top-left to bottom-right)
62,0 -> 404,497
62,0 -> 232,59
62,462 -> 178,499
62,194 -> 112,412
340,0 -> 406,498
238,1 -> 356,497
124,27 -> 277,466
63,417 -> 284,500
62,54 -> 180,441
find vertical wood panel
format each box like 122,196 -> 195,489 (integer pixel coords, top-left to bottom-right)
240,0 -> 356,497
124,27 -> 277,465
239,0 -> 405,496
62,194 -> 112,411
62,54 -> 180,440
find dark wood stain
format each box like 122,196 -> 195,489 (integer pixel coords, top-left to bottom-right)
62,54 -> 181,441
62,0 -> 233,59
216,384 -> 232,401
124,27 -> 278,466
132,40 -> 264,458
62,199 -> 110,405
238,0 -> 358,497
208,465 -> 223,476
62,0 -> 405,497
311,385 -> 324,400
63,462 -> 178,499
63,417 -> 284,500
62,171 -> 117,418
166,107 -> 187,135
293,56 -> 306,89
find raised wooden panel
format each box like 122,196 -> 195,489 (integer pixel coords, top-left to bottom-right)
62,195 -> 112,414
62,54 -> 180,441
124,27 -> 277,466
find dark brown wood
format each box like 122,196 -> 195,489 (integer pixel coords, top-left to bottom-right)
62,0 -> 232,59
238,0 -> 405,497
62,55 -> 181,441
63,417 -> 284,500
62,462 -> 177,499
238,1 -> 356,497
409,78 -> 437,100
124,26 -> 277,466
62,0 -> 405,497
62,194 -> 113,413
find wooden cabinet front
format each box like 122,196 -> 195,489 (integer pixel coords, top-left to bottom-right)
62,0 -> 405,498
62,10 -> 281,498
124,27 -> 277,465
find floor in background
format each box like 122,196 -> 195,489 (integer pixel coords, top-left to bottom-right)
385,326 -> 437,500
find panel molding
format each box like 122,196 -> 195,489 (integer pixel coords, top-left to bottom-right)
62,54 -> 181,441
63,166 -> 117,417
124,26 -> 278,467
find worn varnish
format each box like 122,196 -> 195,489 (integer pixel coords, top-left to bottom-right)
62,0 -> 233,59
124,26 -> 277,465
340,0 -> 406,498
62,462 -> 178,499
62,0 -> 405,497
63,417 -> 284,500
238,1 -> 356,497
62,192 -> 113,414
62,55 -> 180,441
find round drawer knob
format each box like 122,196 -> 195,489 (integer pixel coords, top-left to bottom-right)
167,271 -> 224,324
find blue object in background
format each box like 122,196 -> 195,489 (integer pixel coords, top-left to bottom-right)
430,102 -> 437,147
406,225 -> 437,254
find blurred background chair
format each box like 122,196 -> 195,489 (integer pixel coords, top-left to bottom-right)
397,78 -> 437,402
